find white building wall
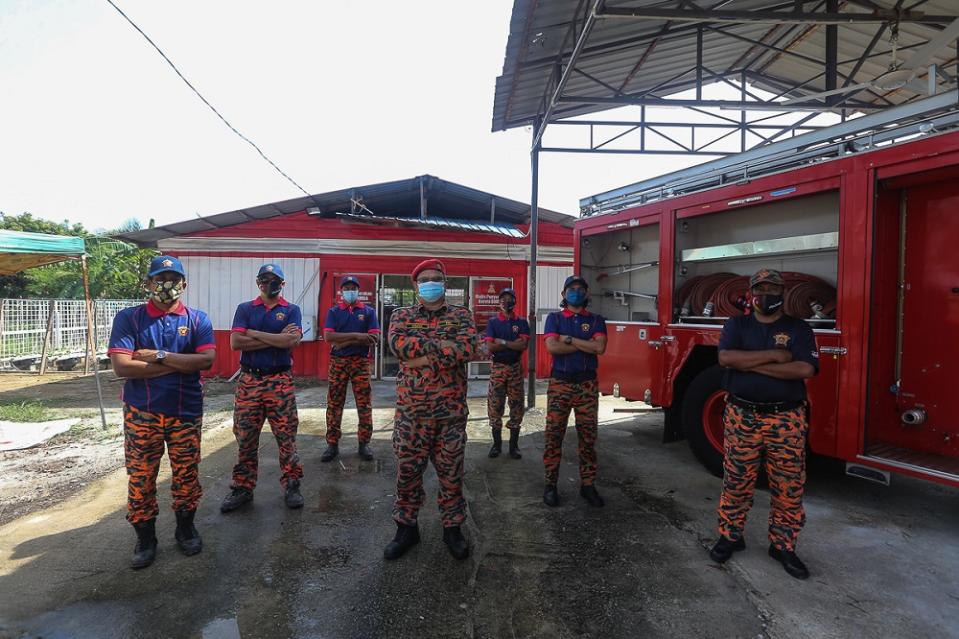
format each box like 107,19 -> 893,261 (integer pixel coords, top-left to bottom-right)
531,265 -> 573,332
177,256 -> 321,339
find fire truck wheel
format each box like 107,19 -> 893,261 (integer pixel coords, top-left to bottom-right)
681,365 -> 727,478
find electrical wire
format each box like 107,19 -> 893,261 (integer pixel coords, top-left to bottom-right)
104,0 -> 319,205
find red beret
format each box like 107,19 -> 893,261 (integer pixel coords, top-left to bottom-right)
411,258 -> 446,281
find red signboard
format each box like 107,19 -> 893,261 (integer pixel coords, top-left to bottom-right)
472,278 -> 513,333
333,273 -> 377,306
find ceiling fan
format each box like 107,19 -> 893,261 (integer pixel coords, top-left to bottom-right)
783,17 -> 959,105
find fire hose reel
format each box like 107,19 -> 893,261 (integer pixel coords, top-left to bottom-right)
901,408 -> 927,426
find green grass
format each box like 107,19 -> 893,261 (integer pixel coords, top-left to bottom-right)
0,400 -> 49,422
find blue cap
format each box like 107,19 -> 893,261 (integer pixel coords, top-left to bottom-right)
147,255 -> 186,278
563,275 -> 588,290
257,263 -> 284,280
498,288 -> 517,299
340,275 -> 360,288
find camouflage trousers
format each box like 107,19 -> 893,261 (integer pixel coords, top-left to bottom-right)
231,371 -> 302,490
488,361 -> 524,431
718,402 -> 808,551
543,378 -> 599,486
392,409 -> 467,528
326,356 -> 373,445
123,404 -> 202,523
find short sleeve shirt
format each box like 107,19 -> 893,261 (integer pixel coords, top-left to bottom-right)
324,302 -> 381,357
108,300 -> 215,418
543,308 -> 607,381
484,313 -> 530,364
718,313 -> 820,403
231,297 -> 303,369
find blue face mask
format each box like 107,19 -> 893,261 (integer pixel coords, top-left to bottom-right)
418,281 -> 445,303
342,290 -> 359,304
565,288 -> 587,306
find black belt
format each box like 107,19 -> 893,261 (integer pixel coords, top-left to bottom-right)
728,395 -> 804,414
551,370 -> 597,383
241,365 -> 291,377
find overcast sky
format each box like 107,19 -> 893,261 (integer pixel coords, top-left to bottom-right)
1,1 -> 777,232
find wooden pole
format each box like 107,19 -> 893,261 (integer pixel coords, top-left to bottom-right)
91,298 -> 108,430
81,255 -> 95,375
38,299 -> 56,376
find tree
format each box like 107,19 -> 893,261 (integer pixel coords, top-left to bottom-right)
0,212 -> 156,299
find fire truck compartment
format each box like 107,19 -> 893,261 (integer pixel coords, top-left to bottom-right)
580,221 -> 660,323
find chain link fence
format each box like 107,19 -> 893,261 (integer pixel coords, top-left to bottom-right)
0,299 -> 140,370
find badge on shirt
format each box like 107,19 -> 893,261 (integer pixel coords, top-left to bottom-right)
178,326 -> 189,336
276,312 -> 285,321
581,322 -> 591,333
512,325 -> 519,333
357,314 -> 365,321
773,332 -> 791,348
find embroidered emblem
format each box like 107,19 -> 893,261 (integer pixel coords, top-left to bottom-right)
265,265 -> 274,272
773,332 -> 791,348
357,314 -> 365,321
512,325 -> 519,333
276,312 -> 285,321
581,323 -> 591,332
178,326 -> 189,336
162,259 -> 173,267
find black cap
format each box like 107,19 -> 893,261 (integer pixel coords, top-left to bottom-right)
498,288 -> 516,299
563,275 -> 588,290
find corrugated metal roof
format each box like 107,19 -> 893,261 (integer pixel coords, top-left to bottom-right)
493,0 -> 958,131
336,212 -> 527,238
116,175 -> 573,247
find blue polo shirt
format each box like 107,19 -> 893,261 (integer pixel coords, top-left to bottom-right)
544,308 -> 607,382
231,297 -> 303,369
718,313 -> 819,403
484,313 -> 530,364
108,300 -> 215,418
324,302 -> 380,357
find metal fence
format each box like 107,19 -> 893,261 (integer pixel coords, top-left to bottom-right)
0,298 -> 140,369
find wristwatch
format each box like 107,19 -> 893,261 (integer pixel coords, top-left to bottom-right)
563,336 -> 573,345
155,350 -> 168,361
497,338 -> 506,345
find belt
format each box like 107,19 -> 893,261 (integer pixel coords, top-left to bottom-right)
241,365 -> 291,377
491,359 -> 521,366
551,370 -> 597,383
728,395 -> 804,413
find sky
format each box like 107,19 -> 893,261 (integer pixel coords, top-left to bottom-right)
0,1 -> 816,232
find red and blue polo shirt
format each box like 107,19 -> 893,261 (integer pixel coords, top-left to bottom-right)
543,308 -> 607,382
324,302 -> 380,358
483,312 -> 530,364
231,296 -> 303,369
108,300 -> 216,418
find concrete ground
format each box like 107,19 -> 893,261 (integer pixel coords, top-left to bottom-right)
0,378 -> 957,639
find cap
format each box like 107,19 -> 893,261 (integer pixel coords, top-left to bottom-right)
340,275 -> 360,288
412,258 -> 446,281
749,268 -> 785,288
257,264 -> 285,280
498,288 -> 517,299
563,275 -> 588,290
147,255 -> 186,278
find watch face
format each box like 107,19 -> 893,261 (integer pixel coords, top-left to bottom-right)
156,350 -> 166,359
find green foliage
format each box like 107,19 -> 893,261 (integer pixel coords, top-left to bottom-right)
0,212 -> 157,299
0,400 -> 49,422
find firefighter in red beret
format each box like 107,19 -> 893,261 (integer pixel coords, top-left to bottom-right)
384,258 -> 476,561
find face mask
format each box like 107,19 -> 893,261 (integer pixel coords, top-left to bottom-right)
342,290 -> 359,304
502,299 -> 516,312
418,281 -> 445,303
752,293 -> 784,315
565,289 -> 586,307
150,279 -> 185,304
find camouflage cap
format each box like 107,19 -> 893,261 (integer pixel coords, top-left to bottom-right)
749,268 -> 785,288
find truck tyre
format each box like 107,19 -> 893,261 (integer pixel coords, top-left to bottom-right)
681,365 -> 727,478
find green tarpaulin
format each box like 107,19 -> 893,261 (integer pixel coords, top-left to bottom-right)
0,230 -> 85,275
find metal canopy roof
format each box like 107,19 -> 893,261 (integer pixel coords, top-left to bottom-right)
117,175 -> 573,247
493,0 -> 959,135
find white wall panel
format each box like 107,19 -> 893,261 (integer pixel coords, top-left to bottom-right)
530,265 -> 573,332
178,256 -> 320,338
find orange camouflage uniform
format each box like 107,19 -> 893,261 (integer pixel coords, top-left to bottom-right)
388,303 -> 476,527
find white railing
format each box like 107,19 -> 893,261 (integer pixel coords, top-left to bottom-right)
0,298 -> 141,369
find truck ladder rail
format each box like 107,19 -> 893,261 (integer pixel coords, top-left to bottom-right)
580,92 -> 959,217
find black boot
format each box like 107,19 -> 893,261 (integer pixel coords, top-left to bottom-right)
383,522 -> 420,560
284,480 -> 304,509
488,429 -> 502,458
709,536 -> 746,563
220,487 -> 253,513
508,428 -> 522,459
321,444 -> 339,463
131,518 -> 158,570
543,484 -> 559,507
358,442 -> 374,461
769,544 -> 810,579
579,484 -> 605,508
174,510 -> 203,556
442,526 -> 470,560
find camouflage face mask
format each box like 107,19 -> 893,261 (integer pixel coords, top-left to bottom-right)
150,279 -> 185,304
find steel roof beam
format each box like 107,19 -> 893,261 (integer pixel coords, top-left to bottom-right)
557,95 -> 864,111
598,7 -> 957,24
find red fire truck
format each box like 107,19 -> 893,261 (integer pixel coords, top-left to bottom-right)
573,94 -> 959,487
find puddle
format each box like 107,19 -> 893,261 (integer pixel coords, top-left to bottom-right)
202,616 -> 241,639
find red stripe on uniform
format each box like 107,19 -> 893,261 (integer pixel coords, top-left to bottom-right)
196,344 -> 216,352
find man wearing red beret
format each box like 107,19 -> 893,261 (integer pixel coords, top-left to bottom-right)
383,258 -> 476,561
